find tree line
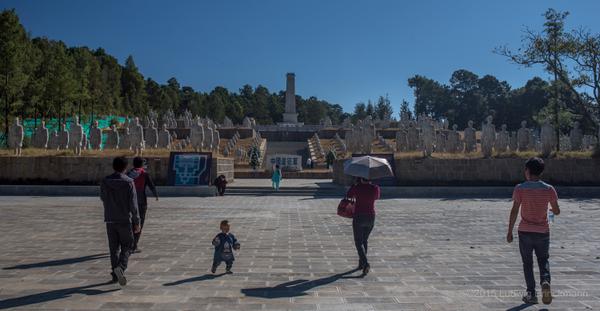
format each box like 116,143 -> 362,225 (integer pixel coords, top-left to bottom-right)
0,9 -> 347,139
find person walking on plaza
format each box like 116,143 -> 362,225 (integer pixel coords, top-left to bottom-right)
271,164 -> 282,191
306,157 -> 312,169
507,157 -> 560,305
211,220 -> 240,274
100,157 -> 141,286
346,177 -> 380,276
127,157 -> 159,253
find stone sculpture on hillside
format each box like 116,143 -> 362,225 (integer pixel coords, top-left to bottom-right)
8,117 -> 24,156
517,121 -> 530,151
446,124 -> 460,153
89,120 -> 102,150
569,121 -> 583,151
242,117 -> 252,128
407,121 -> 419,151
421,120 -> 435,157
191,117 -> 205,152
33,120 -> 49,149
540,119 -> 556,157
158,123 -> 172,149
223,116 -> 234,128
145,120 -> 158,149
395,126 -> 408,152
48,130 -> 59,150
119,127 -> 131,150
509,131 -> 518,152
58,123 -> 70,150
105,125 -> 119,149
435,130 -> 446,153
463,120 -> 476,153
69,116 -> 84,155
495,124 -> 509,153
131,117 -> 144,155
481,116 -> 496,158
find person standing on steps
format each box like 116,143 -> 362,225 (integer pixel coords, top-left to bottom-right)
271,164 -> 282,191
101,156 -> 141,286
346,177 -> 380,276
127,157 -> 159,253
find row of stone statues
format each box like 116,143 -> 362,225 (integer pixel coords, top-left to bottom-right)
7,114 -> 222,156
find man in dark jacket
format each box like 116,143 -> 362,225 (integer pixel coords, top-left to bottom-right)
101,157 -> 141,286
127,157 -> 159,252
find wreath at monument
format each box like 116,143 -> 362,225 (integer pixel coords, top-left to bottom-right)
325,149 -> 337,169
248,145 -> 261,170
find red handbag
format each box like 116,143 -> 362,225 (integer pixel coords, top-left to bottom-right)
337,198 -> 355,218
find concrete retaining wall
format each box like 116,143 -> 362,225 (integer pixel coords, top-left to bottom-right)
333,157 -> 600,186
0,156 -> 235,186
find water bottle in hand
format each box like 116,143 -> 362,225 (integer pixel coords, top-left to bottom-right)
548,210 -> 555,224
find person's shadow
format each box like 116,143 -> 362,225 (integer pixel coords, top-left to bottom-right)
241,268 -> 361,298
3,253 -> 109,270
0,281 -> 118,310
506,303 -> 548,311
163,273 -> 226,286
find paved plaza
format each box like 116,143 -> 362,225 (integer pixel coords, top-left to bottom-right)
0,193 -> 599,310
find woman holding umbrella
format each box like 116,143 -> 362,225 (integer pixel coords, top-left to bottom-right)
343,156 -> 391,276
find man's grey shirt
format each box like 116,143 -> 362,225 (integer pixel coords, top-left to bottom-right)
100,172 -> 140,225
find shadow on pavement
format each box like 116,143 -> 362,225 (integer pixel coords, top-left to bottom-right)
163,273 -> 226,286
241,269 -> 361,298
3,253 -> 109,270
506,303 -> 536,311
0,281 -> 117,309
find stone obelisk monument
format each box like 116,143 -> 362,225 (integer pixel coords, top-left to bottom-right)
282,73 -> 299,124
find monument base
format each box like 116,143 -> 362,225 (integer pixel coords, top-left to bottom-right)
282,112 -> 299,124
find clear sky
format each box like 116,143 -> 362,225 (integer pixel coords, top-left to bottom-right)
2,0 -> 600,114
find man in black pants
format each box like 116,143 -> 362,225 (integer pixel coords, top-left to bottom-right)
127,157 -> 158,253
101,157 -> 141,286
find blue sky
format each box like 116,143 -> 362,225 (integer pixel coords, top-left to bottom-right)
3,0 -> 600,114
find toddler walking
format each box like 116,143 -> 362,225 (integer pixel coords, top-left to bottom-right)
211,220 -> 240,274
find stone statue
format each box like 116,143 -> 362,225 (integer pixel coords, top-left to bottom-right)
158,123 -> 172,149
407,121 -> 419,151
33,121 -> 49,149
130,117 -> 145,155
223,116 -> 234,128
540,119 -> 556,157
48,130 -> 59,150
190,117 -> 205,152
421,120 -> 435,157
105,125 -> 120,149
395,126 -> 408,152
69,116 -> 84,155
8,117 -> 24,156
509,131 -> 518,152
517,121 -> 530,151
495,124 -> 509,153
242,117 -> 252,128
214,129 -> 220,152
569,121 -> 583,151
463,120 -> 476,153
145,120 -> 158,149
119,127 -> 131,150
435,130 -> 446,153
58,123 -> 69,150
205,123 -> 214,151
89,120 -> 102,150
446,124 -> 460,153
481,116 -> 496,157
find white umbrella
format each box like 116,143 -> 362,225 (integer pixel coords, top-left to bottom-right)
343,156 -> 394,180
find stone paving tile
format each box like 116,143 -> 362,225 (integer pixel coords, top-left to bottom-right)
0,195 -> 599,310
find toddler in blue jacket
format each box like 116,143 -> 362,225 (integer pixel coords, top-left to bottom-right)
211,220 -> 240,274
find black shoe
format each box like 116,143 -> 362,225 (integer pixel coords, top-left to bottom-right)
541,281 -> 552,304
113,266 -> 127,286
225,268 -> 233,274
211,266 -> 217,274
522,292 -> 538,304
133,248 -> 141,254
110,272 -> 118,284
361,264 -> 370,276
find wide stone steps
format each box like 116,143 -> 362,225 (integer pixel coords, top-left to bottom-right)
226,186 -> 344,197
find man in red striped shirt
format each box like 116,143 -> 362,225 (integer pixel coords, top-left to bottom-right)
507,157 -> 560,305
